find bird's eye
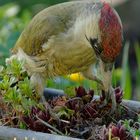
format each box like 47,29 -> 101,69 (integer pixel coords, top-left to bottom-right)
89,38 -> 103,56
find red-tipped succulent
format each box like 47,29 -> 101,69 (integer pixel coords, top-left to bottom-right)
104,123 -> 133,140
115,87 -> 123,104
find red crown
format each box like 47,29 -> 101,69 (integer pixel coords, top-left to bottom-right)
99,3 -> 122,62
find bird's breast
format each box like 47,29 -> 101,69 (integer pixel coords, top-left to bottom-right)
46,44 -> 96,77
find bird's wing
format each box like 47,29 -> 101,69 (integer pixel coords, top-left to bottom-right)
12,5 -> 71,56
12,1 -> 97,56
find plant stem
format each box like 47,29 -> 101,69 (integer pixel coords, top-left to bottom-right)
109,128 -> 111,140
36,115 -> 64,136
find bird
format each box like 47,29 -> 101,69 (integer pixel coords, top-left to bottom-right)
6,0 -> 123,112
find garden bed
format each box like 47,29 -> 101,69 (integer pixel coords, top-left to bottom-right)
0,92 -> 140,140
0,60 -> 140,140
0,87 -> 140,140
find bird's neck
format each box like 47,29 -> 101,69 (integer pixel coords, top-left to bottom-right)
73,12 -> 101,42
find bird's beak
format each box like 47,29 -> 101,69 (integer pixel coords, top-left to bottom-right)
98,60 -> 114,92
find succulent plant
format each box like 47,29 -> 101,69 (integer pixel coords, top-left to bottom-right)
0,60 -> 138,139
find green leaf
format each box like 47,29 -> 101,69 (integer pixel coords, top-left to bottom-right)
21,98 -> 36,113
135,129 -> 140,137
18,77 -> 32,97
55,106 -> 74,119
19,122 -> 27,129
134,42 -> 140,96
64,86 -> 76,97
123,119 -> 131,131
0,75 -> 10,90
4,87 -> 18,102
123,67 -> 132,99
6,59 -> 25,77
112,68 -> 122,87
121,42 -> 132,99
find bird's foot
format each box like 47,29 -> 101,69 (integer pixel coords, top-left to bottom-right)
108,87 -> 123,114
99,87 -> 117,114
104,87 -> 117,114
109,89 -> 117,114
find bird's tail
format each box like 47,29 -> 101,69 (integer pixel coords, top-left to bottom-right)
6,48 -> 46,95
6,48 -> 45,74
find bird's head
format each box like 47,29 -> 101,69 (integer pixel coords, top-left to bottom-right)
86,2 -> 123,92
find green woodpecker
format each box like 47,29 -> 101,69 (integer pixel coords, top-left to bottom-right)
6,0 -> 123,112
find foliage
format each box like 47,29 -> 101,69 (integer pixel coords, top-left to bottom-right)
121,42 -> 132,99
0,0 -> 68,15
112,42 -> 140,100
134,42 -> 140,98
123,119 -> 140,138
0,59 -> 41,126
0,3 -> 31,65
0,59 -> 139,139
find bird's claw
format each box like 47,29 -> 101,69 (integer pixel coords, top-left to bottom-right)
110,91 -> 117,114
108,87 -> 116,114
99,87 -> 117,114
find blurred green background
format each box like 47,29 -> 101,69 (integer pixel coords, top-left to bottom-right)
0,0 -> 139,100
